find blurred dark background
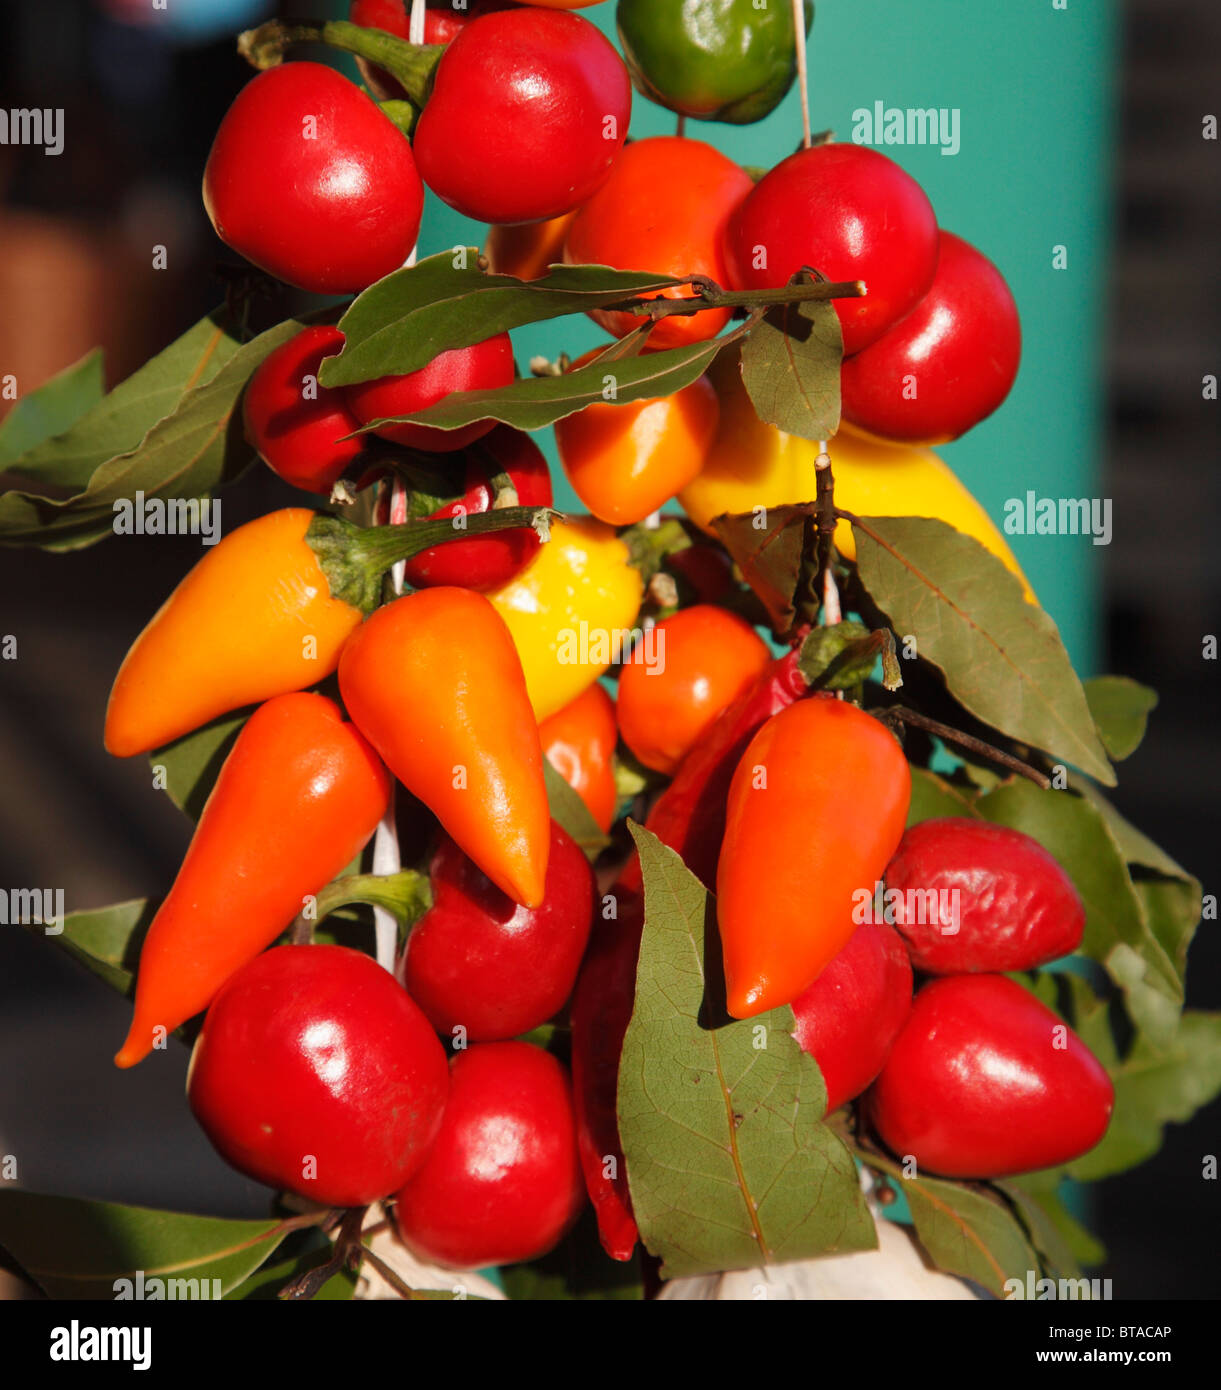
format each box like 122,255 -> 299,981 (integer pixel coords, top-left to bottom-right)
0,0 -> 1217,1298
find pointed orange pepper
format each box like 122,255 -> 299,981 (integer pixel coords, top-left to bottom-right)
105,509 -> 360,757
339,586 -> 551,908
717,695 -> 911,1019
115,692 -> 390,1068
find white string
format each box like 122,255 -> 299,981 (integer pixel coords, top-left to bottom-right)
791,0 -> 812,147
405,0 -> 425,272
366,0 -> 429,972
408,0 -> 426,45
370,477 -> 409,972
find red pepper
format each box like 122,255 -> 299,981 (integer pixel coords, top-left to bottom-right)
401,426 -> 553,592
570,647 -> 808,1260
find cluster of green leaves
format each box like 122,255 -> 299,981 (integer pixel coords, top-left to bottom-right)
0,313 -> 317,550
0,250 -> 839,561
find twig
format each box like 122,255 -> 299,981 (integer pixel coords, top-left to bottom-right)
814,441 -> 839,625
279,1206 -> 369,1301
885,706 -> 1052,790
608,275 -> 865,320
361,1244 -> 423,1301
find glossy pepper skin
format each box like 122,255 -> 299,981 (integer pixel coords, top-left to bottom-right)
883,818 -> 1085,974
394,1041 -> 585,1269
187,945 -> 448,1206
487,211 -> 578,281
717,696 -> 912,1019
617,0 -> 812,125
563,137 -> 753,350
538,683 -> 618,832
400,820 -> 594,1042
555,348 -> 719,525
104,509 -> 364,758
487,518 -> 644,722
115,694 -> 390,1068
791,920 -> 913,1115
338,586 -> 551,907
572,648 -> 808,1259
866,974 -> 1114,1178
402,426 -> 553,592
414,9 -> 631,225
724,143 -> 938,355
679,349 -> 1036,603
344,332 -> 516,454
841,230 -> 1023,445
202,62 -> 423,295
617,604 -> 771,775
243,326 -> 363,496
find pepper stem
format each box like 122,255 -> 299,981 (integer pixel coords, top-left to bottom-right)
377,100 -> 418,137
620,517 -> 693,585
238,19 -> 443,107
314,868 -> 433,930
307,508 -> 560,616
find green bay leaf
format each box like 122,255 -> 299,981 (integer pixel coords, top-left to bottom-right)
901,1175 -> 1037,1298
852,516 -> 1114,785
1083,675 -> 1157,761
322,254 -> 682,387
618,824 -> 875,1281
0,348 -> 105,476
0,1191 -> 287,1300
740,290 -> 842,441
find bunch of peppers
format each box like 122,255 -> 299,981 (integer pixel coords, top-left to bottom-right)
55,0 -> 1174,1294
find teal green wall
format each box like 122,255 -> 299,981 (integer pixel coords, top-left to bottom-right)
365,1 -> 1117,672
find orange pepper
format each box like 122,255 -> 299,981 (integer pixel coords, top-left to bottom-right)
105,509 -> 362,757
554,347 -> 719,526
486,211 -> 578,282
539,683 -> 619,832
115,692 -> 390,1068
617,605 -> 771,775
562,136 -> 754,351
339,586 -> 551,908
717,696 -> 911,1019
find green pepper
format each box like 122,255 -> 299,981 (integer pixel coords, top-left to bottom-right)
616,0 -> 815,126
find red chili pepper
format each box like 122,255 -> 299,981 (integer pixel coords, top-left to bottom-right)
570,647 -> 808,1260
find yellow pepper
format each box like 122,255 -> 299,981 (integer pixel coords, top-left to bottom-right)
488,518 -> 644,722
679,352 -> 1036,603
